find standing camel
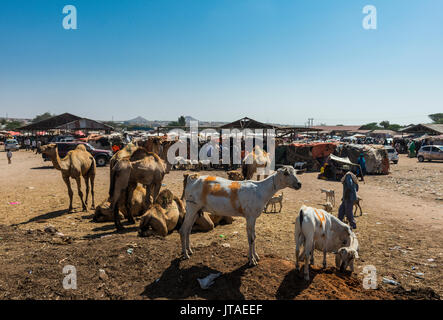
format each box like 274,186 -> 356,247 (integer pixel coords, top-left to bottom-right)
41,144 -> 96,212
109,151 -> 167,231
241,145 -> 272,180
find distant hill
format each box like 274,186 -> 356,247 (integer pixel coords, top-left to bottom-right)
124,116 -> 150,125
185,116 -> 198,124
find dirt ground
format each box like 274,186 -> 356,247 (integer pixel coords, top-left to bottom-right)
0,150 -> 441,300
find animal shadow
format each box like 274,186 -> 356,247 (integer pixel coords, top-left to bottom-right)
12,209 -> 69,226
141,258 -> 248,300
275,266 -> 317,300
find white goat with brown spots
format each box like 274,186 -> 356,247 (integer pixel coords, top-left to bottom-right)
179,166 -> 302,266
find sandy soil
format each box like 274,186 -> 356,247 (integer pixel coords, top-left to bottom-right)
0,150 -> 441,299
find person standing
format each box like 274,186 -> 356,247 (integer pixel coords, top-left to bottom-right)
338,172 -> 359,229
357,153 -> 366,181
7,150 -> 12,164
408,140 -> 416,158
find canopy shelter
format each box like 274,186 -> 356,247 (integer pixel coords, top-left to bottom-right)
220,117 -> 278,130
400,124 -> 443,136
18,113 -> 113,134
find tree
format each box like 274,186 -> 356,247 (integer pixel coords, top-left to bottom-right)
5,120 -> 24,130
178,116 -> 186,126
359,122 -> 380,130
32,112 -> 54,123
379,121 -> 390,129
428,113 -> 443,124
168,116 -> 186,127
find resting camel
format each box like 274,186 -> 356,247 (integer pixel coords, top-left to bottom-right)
241,145 -> 271,181
180,166 -> 302,266
109,150 -> 167,231
41,143 -> 96,212
93,184 -> 148,223
138,189 -> 233,237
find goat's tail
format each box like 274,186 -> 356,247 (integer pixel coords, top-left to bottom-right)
299,207 -> 304,228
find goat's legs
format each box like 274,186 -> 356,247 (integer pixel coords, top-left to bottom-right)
179,203 -> 200,259
246,216 -> 259,266
303,237 -> 314,281
295,234 -> 303,271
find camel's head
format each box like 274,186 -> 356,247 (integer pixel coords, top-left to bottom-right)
40,143 -> 58,156
155,189 -> 174,209
93,201 -> 123,222
276,166 -> 302,190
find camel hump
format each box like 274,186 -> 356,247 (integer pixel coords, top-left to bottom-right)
75,144 -> 87,151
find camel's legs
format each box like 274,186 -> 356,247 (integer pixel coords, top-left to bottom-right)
151,181 -> 162,203
126,183 -> 137,224
89,174 -> 95,210
63,175 -> 74,212
246,216 -> 259,266
83,176 -> 90,208
75,177 -> 87,211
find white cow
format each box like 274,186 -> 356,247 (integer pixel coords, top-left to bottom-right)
180,166 -> 302,266
295,205 -> 352,280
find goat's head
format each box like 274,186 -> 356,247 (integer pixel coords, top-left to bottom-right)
276,166 -> 302,190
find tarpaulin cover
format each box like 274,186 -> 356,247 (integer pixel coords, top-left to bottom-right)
335,144 -> 389,175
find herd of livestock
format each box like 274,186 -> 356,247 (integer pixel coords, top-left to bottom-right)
39,136 -> 360,281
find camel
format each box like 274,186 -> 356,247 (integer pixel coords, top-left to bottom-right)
93,184 -> 148,223
109,142 -> 137,171
40,143 -> 96,212
241,145 -> 271,181
138,189 -> 232,237
109,150 -> 167,231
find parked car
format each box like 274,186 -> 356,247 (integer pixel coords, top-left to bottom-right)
384,145 -> 399,164
42,142 -> 113,167
4,139 -> 20,151
49,136 -> 75,143
417,145 -> 443,162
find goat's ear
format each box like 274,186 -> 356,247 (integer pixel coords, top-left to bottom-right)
355,251 -> 360,259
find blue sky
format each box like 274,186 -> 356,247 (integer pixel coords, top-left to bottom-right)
0,0 -> 442,125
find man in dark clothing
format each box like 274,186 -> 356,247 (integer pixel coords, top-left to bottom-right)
338,172 -> 359,229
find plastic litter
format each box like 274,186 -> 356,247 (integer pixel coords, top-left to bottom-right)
197,273 -> 221,289
127,248 -> 134,255
382,277 -> 399,286
222,243 -> 231,248
219,234 -> 225,238
9,202 -> 20,205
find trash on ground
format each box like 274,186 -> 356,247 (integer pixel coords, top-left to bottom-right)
197,273 -> 222,289
382,277 -> 399,286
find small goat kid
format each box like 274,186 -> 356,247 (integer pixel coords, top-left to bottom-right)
264,193 -> 283,213
180,166 -> 302,266
320,188 -> 335,207
335,232 -> 359,272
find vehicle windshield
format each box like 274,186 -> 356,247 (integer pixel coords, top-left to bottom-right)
6,140 -> 17,144
438,146 -> 443,151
